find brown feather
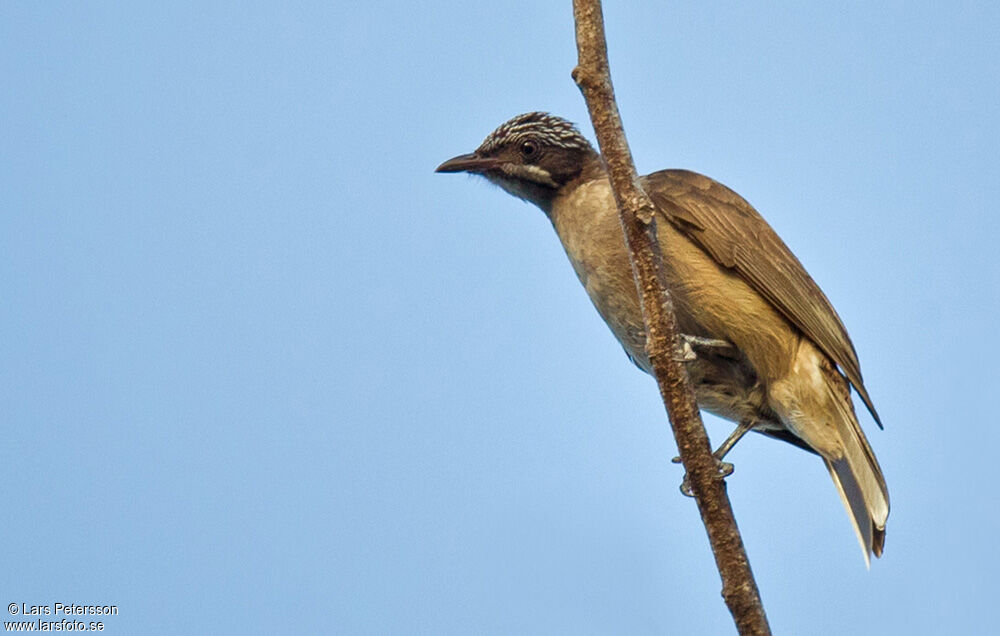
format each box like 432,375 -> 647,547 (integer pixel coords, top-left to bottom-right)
644,169 -> 881,427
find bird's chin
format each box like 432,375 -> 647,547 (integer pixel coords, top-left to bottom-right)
484,174 -> 552,209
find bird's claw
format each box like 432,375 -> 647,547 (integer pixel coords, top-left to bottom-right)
672,456 -> 735,497
673,334 -> 735,362
673,339 -> 698,362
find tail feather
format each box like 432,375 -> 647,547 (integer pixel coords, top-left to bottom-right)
769,341 -> 889,565
824,457 -> 883,567
824,382 -> 889,565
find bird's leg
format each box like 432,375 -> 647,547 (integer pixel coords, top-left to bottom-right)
673,419 -> 756,497
673,334 -> 737,362
712,418 -> 756,461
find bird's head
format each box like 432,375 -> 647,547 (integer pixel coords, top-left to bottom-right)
436,112 -> 599,211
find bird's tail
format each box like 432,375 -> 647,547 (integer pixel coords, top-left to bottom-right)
822,380 -> 889,567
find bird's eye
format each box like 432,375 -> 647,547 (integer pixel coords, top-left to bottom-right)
519,141 -> 537,158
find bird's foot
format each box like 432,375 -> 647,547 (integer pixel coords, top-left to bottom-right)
673,335 -> 736,362
671,456 -> 735,497
670,419 -> 754,496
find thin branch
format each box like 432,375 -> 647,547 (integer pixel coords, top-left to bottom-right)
570,2 -> 771,633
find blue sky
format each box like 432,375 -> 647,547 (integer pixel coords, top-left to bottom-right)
2,2 -> 998,634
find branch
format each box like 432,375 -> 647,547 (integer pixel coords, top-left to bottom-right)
570,2 -> 771,633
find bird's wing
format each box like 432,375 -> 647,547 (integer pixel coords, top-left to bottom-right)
643,169 -> 881,427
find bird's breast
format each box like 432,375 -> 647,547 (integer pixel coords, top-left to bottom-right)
549,180 -> 651,364
548,177 -> 797,384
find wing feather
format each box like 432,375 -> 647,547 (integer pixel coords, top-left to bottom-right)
644,169 -> 881,427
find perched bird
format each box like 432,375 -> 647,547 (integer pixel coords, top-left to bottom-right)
436,112 -> 888,565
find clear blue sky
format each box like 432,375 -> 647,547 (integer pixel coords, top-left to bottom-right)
2,2 -> 997,634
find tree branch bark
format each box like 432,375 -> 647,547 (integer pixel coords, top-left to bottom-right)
571,2 -> 771,633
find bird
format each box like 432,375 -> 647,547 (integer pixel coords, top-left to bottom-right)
436,111 -> 889,565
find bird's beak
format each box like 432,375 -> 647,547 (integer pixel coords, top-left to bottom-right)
435,153 -> 501,174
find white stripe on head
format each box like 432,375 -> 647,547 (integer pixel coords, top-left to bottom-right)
477,112 -> 592,155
